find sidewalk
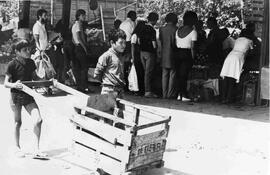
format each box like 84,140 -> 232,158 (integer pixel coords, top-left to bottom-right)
0,82 -> 269,175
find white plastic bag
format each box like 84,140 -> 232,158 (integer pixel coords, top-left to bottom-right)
34,52 -> 56,79
36,58 -> 46,79
128,64 -> 139,92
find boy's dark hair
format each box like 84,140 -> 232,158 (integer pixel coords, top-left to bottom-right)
165,13 -> 178,25
13,39 -> 30,52
147,12 -> 159,22
108,29 -> 126,43
183,11 -> 198,26
0,24 -> 2,30
127,11 -> 136,19
36,9 -> 47,20
114,19 -> 122,29
75,9 -> 86,20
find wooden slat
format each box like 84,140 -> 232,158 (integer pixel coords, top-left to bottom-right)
22,80 -> 53,88
117,99 -> 170,119
71,114 -> 132,146
74,105 -> 135,127
21,84 -> 47,102
136,117 -> 171,131
53,80 -> 88,97
73,142 -> 126,175
73,129 -> 130,163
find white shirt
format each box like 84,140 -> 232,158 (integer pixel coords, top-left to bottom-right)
175,29 -> 197,48
33,21 -> 48,50
72,21 -> 82,45
119,18 -> 135,42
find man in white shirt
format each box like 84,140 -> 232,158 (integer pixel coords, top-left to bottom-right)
119,10 -> 136,91
71,9 -> 90,93
33,9 -> 48,52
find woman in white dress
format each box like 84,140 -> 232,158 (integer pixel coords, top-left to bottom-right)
220,29 -> 253,103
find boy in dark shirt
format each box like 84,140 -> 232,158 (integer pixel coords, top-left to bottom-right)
4,39 -> 45,158
94,29 -> 126,98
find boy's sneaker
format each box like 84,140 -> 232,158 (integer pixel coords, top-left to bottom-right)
144,92 -> 158,98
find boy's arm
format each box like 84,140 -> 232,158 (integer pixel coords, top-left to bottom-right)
94,55 -> 108,82
4,74 -> 22,90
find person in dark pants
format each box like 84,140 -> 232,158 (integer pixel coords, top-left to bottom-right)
55,19 -> 74,84
139,12 -> 159,98
175,11 -> 198,101
159,13 -> 178,99
71,9 -> 90,93
131,20 -> 146,96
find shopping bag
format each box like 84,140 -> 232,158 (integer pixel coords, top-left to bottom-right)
35,58 -> 46,79
34,52 -> 56,79
128,64 -> 139,92
43,53 -> 56,79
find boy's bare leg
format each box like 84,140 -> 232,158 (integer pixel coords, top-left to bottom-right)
24,102 -> 43,154
12,104 -> 22,149
11,104 -> 25,157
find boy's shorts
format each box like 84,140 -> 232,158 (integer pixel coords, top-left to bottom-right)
10,92 -> 35,108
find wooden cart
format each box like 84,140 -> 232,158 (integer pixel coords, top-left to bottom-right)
21,80 -> 171,175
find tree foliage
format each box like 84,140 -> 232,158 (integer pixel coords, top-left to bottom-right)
0,1 -> 19,23
137,0 -> 252,29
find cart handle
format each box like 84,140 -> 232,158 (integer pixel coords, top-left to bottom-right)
22,80 -> 53,88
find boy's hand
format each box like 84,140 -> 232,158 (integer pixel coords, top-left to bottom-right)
13,80 -> 23,89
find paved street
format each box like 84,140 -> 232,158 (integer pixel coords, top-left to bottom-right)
0,81 -> 269,175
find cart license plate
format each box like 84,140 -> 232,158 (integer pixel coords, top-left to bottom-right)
136,140 -> 166,157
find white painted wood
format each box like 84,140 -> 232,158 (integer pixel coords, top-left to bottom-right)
71,113 -> 132,146
73,128 -> 130,163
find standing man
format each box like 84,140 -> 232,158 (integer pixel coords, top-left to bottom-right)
139,12 -> 159,98
119,10 -> 136,91
33,9 -> 49,56
72,9 -> 90,93
159,13 -> 178,99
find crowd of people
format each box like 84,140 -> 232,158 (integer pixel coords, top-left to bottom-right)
106,10 -> 260,103
5,8 -> 261,101
2,6 -> 262,158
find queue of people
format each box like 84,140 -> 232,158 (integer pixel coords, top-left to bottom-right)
5,8 -> 261,105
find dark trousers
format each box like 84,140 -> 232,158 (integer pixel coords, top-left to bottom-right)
162,68 -> 177,99
73,45 -> 88,90
123,42 -> 132,91
140,51 -> 156,93
221,77 -> 236,102
175,48 -> 193,97
63,40 -> 74,73
133,45 -> 145,94
47,47 -> 65,83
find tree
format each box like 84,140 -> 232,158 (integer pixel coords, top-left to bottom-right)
138,0 -> 251,29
